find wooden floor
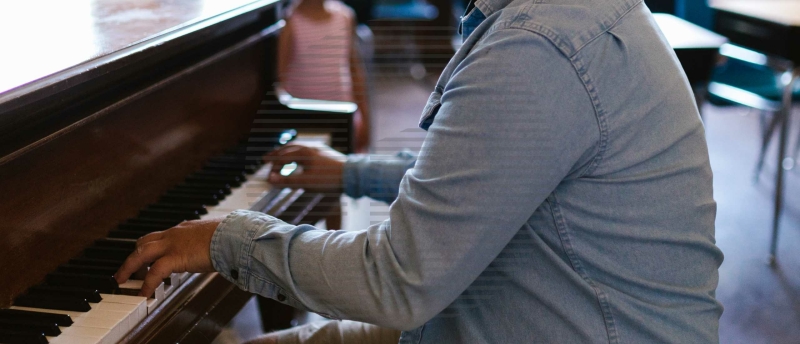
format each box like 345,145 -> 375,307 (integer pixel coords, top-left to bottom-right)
217,75 -> 800,343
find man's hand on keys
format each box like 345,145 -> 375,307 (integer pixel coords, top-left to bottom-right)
265,144 -> 346,193
114,218 -> 222,297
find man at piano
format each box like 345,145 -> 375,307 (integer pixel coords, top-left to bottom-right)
116,0 -> 725,342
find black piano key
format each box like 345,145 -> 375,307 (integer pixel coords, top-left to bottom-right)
94,238 -> 136,249
68,258 -> 121,268
138,208 -> 200,221
160,193 -> 220,206
28,285 -> 102,303
82,246 -> 132,261
46,273 -> 119,293
0,318 -> 61,336
57,264 -> 119,277
125,217 -> 182,227
181,178 -> 234,190
185,175 -> 240,187
194,169 -> 246,178
192,170 -> 246,182
173,183 -> 230,195
0,309 -> 61,326
107,230 -> 144,239
0,309 -> 72,326
164,188 -> 222,197
205,158 -> 257,169
145,203 -> 208,214
202,162 -> 253,173
14,294 -> 91,312
119,223 -> 170,233
0,330 -> 48,344
207,155 -> 253,164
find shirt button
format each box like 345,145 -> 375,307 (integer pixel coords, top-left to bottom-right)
230,269 -> 239,280
277,293 -> 287,302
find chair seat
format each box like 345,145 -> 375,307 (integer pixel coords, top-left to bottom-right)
709,59 -> 800,105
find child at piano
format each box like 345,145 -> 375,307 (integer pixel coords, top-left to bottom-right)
279,0 -> 371,153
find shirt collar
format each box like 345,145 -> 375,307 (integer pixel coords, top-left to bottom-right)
473,0 -> 516,17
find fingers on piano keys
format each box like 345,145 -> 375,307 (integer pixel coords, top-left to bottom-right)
1,138 -> 326,343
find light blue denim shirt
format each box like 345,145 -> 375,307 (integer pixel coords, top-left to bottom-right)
211,0 -> 724,342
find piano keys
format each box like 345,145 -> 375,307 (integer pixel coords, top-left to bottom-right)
0,134 -> 339,343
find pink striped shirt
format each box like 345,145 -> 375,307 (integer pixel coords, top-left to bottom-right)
281,1 -> 355,102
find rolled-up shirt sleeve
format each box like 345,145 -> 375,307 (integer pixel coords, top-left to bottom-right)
210,28 -> 599,330
342,150 -> 417,203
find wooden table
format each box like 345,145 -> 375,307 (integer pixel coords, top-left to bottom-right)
711,0 -> 800,264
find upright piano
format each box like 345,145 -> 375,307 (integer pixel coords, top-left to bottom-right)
0,0 -> 354,343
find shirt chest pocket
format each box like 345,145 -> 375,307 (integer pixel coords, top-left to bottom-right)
418,91 -> 442,131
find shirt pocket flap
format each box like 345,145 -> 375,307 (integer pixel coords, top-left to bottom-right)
418,91 -> 442,131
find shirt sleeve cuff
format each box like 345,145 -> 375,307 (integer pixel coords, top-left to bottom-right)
210,209 -> 314,312
343,154 -> 369,199
210,210 -> 261,289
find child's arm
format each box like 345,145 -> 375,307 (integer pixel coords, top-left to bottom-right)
349,20 -> 370,152
277,19 -> 294,86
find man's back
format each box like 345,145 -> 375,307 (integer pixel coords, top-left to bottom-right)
408,0 -> 722,342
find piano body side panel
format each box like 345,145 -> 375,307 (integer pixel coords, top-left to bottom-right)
0,37 -> 271,307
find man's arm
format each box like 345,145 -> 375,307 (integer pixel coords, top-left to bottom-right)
349,17 -> 371,152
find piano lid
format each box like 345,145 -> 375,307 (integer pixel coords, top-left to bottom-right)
0,0 -> 283,160
0,0 -> 276,97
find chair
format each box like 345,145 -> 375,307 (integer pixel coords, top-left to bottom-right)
708,44 -> 800,181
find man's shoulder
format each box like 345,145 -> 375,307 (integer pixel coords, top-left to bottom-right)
490,0 -> 644,57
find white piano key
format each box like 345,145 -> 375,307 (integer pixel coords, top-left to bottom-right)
118,280 -> 166,314
48,334 -> 103,344
99,294 -> 147,323
68,316 -> 125,343
119,280 -> 166,301
60,326 -> 111,344
167,273 -> 180,288
203,162 -> 275,216
146,297 -> 163,314
179,272 -> 192,282
93,302 -> 140,325
10,305 -> 129,343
